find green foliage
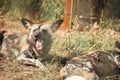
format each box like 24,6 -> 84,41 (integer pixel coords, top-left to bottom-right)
0,0 -> 10,15
0,0 -> 32,19
50,28 -> 119,58
0,0 -> 64,20
40,0 -> 64,21
99,15 -> 120,32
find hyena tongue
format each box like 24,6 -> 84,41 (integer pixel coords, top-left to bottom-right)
36,41 -> 43,50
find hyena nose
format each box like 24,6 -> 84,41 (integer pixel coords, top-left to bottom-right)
34,31 -> 40,38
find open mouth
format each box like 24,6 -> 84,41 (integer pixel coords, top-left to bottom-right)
36,40 -> 43,50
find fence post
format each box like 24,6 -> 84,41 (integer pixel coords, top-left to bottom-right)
59,0 -> 72,32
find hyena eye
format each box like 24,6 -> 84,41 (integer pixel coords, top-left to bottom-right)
33,28 -> 38,32
42,29 -> 47,33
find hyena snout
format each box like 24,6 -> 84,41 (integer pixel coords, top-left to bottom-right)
34,30 -> 41,39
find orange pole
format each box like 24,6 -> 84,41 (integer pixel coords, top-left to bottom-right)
59,0 -> 72,32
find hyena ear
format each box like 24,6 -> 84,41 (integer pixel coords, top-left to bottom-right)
51,19 -> 63,32
21,18 -> 33,29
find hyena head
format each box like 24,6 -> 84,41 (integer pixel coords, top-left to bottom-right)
21,18 -> 63,55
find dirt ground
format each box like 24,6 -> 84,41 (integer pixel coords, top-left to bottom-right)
0,58 -> 62,80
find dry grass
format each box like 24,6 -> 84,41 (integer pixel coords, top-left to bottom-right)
0,60 -> 61,80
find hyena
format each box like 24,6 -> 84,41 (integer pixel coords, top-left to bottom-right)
60,49 -> 120,80
0,18 -> 63,70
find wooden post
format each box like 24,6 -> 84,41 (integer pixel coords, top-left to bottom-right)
59,0 -> 72,32
72,0 -> 76,17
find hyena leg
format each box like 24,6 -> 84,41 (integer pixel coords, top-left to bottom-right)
17,54 -> 48,72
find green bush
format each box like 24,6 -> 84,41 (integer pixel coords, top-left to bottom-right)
40,0 -> 64,21
0,0 -> 64,21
